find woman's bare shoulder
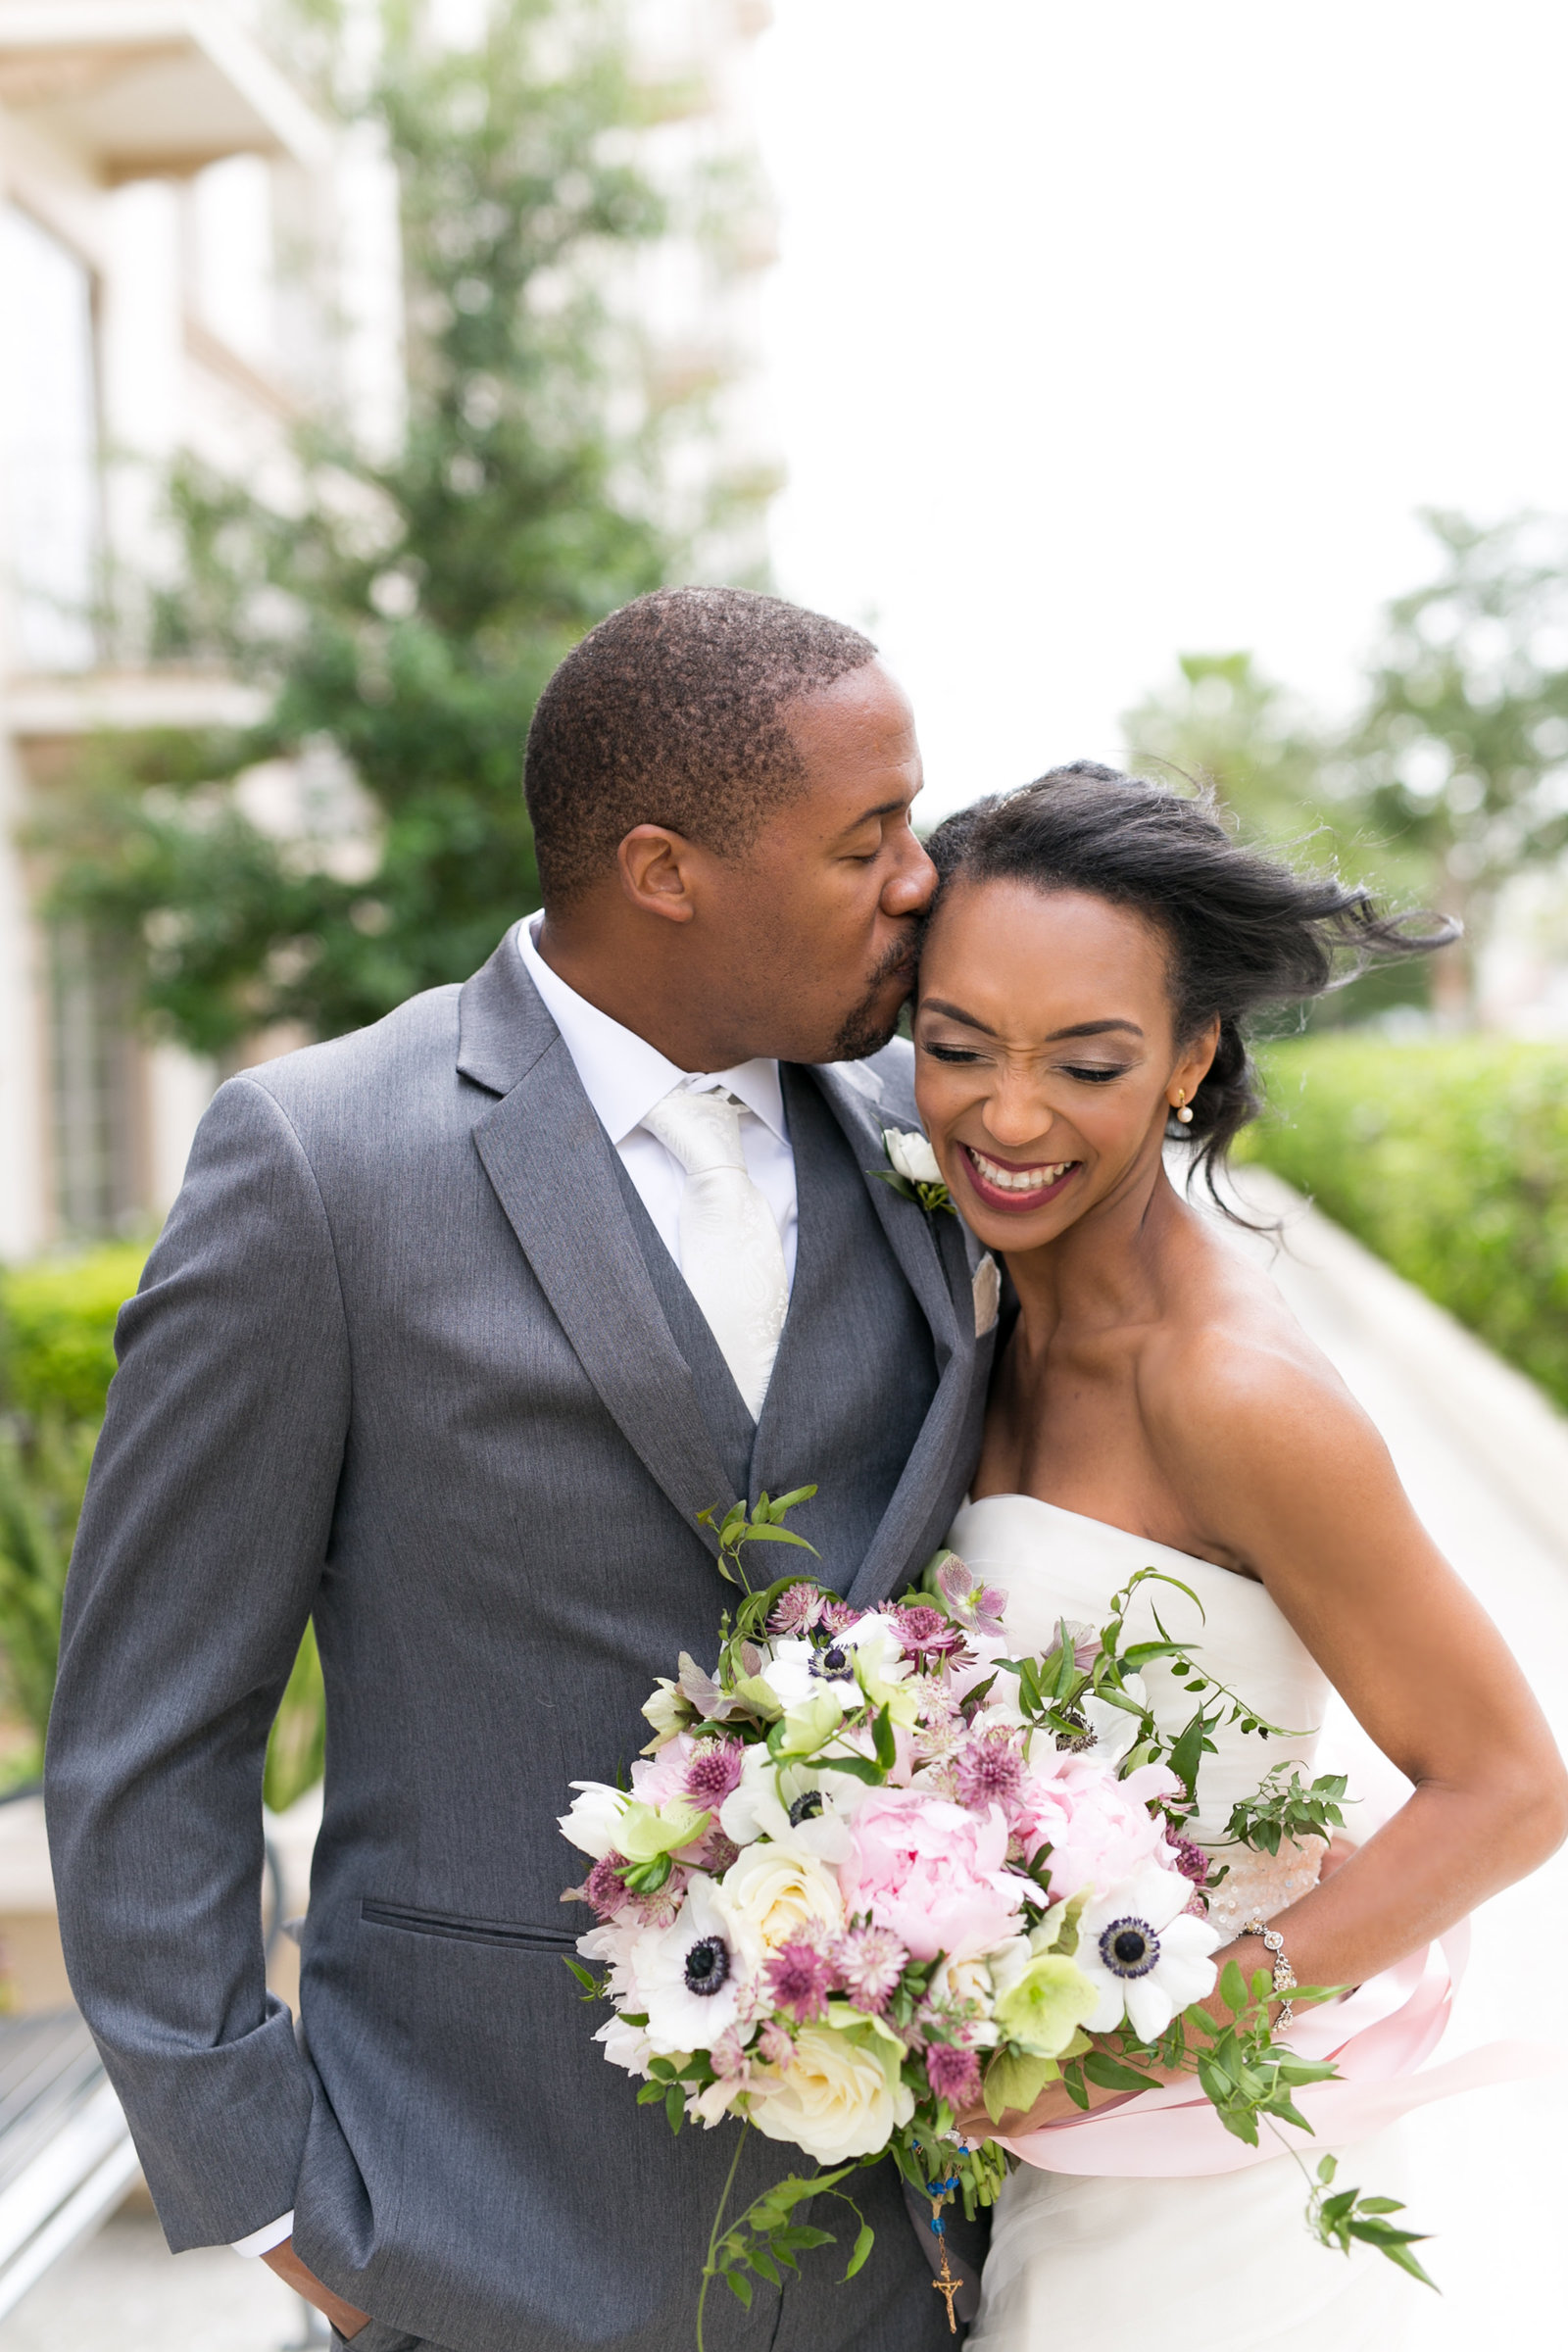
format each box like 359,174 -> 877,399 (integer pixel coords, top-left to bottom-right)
1137,1215 -> 1382,1485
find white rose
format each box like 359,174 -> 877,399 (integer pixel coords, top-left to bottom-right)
884,1127 -> 943,1185
721,1840 -> 844,1953
748,2016 -> 914,2165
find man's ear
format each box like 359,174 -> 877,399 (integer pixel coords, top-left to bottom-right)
617,825 -> 699,924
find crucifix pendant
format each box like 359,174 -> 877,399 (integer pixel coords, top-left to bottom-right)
930,2199 -> 960,2334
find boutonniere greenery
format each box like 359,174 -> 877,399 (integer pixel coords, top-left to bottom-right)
873,1127 -> 956,1216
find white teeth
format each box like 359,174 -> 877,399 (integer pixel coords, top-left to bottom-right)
968,1149 -> 1072,1194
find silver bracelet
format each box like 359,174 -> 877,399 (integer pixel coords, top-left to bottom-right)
1239,1914 -> 1297,2032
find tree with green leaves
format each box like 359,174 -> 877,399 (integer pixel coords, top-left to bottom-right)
1119,654 -> 1442,1027
1347,510 -> 1568,1016
44,0 -> 757,1057
1119,651 -> 1332,852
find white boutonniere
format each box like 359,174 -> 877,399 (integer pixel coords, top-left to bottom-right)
874,1127 -> 955,1216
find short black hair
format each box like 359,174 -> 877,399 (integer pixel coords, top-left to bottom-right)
523,586 -> 878,905
924,761 -> 1454,1203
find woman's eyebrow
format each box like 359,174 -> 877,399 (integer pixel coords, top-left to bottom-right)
920,1002 -> 1144,1044
1045,1018 -> 1145,1042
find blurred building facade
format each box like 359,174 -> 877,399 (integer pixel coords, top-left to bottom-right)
0,0 -> 777,1263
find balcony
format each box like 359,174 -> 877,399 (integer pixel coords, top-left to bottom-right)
0,0 -> 329,179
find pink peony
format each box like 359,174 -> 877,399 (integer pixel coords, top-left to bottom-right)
1017,1758 -> 1179,1901
841,1789 -> 1025,1962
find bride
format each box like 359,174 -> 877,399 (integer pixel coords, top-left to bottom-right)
909,764 -> 1567,2349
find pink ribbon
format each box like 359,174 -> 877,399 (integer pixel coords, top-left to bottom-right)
1004,1923 -> 1562,2178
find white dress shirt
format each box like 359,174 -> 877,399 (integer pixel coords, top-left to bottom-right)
232,919 -> 799,2261
516,917 -> 798,1291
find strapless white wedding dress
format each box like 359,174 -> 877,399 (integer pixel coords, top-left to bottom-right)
950,1494 -> 1416,2352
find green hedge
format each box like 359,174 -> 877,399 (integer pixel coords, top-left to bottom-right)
1,1245 -> 149,1422
0,1245 -> 323,1802
1243,1037 -> 1568,1411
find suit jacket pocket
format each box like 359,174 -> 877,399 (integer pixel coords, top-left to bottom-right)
360,1898 -> 576,1952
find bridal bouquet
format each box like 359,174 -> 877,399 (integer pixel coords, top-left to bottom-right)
560,1493 -> 1429,2340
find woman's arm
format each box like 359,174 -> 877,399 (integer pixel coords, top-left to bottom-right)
963,1329 -> 1568,2137
1163,1331 -> 1568,1994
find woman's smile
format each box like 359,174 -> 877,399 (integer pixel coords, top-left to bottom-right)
960,1143 -> 1082,1212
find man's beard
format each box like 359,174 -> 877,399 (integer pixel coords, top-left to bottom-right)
828,929 -> 920,1062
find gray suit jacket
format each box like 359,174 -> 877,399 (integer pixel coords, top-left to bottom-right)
45,937 -> 996,2352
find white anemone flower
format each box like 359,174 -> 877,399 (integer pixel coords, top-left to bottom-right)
758,1637 -> 858,1716
631,1876 -> 758,2056
1057,1676 -> 1148,1766
719,1746 -> 857,1862
1075,1862 -> 1220,2043
595,2014 -> 655,2077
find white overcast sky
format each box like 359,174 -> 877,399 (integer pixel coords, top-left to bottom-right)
751,0 -> 1568,822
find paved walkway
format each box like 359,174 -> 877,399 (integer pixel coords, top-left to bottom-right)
3,1176 -> 1563,2347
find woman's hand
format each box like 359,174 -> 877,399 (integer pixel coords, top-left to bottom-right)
952,2040 -> 1172,2140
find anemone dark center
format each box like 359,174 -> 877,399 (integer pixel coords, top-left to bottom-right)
1100,1917 -> 1160,1978
683,1936 -> 730,1995
789,1791 -> 824,1826
810,1643 -> 856,1682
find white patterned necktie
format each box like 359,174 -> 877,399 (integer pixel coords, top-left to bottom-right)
641,1087 -> 788,1420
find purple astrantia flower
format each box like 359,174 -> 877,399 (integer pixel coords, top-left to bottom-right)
936,1557 -> 1008,1638
683,1738 -> 746,1806
766,1939 -> 833,2023
889,1604 -> 966,1662
767,1584 -> 824,1638
953,1727 -> 1026,1814
580,1853 -> 685,1928
923,2041 -> 983,2109
1166,1834 -> 1210,1886
818,1600 -> 864,1638
831,1923 -> 908,2012
694,1829 -> 742,1877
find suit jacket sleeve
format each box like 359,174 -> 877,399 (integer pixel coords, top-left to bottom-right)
45,1075 -> 351,2249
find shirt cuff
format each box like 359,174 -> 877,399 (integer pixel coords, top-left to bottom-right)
230,2210 -> 295,2258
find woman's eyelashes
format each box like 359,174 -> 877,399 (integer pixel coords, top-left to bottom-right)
919,1041 -> 1134,1090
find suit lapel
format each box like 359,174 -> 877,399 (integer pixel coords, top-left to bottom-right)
808,1064 -> 985,1606
460,937 -> 737,1556
808,1064 -> 960,1369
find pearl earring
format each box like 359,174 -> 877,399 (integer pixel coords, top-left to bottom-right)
1173,1091 -> 1194,1125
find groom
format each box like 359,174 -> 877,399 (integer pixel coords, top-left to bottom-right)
46,588 -> 997,2352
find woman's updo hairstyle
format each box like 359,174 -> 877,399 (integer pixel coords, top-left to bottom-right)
923,761 -> 1453,1203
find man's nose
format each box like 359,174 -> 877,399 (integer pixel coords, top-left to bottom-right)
883,831 -> 938,917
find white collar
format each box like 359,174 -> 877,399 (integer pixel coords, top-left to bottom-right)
516,918 -> 787,1146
